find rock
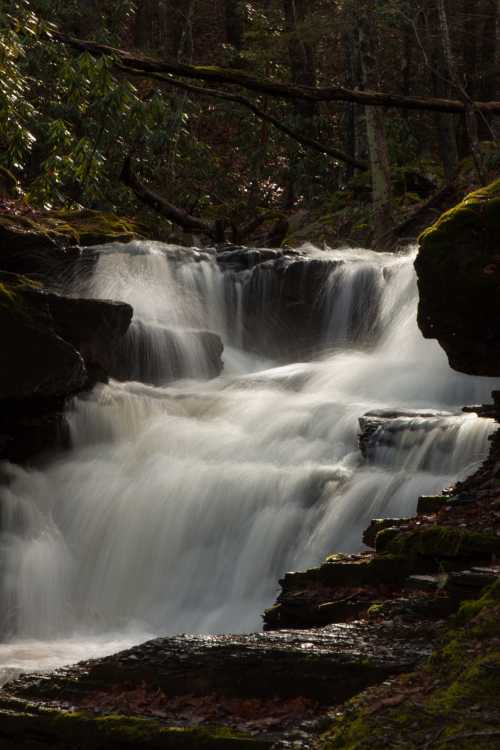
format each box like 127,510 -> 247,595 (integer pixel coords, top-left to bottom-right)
216,246 -> 283,271
0,218 -> 80,279
363,518 -> 413,548
0,274 -> 87,401
0,272 -> 132,462
263,553 -> 416,630
47,293 -> 133,381
382,525 -> 500,562
0,404 -> 70,465
415,178 -> 500,375
0,704 -> 271,750
0,210 -> 136,280
417,495 -> 452,515
241,255 -> 340,359
359,409 -> 451,461
0,621 -> 432,748
416,494 -> 475,515
109,321 -> 223,385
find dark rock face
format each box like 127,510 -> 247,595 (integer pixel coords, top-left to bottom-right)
358,409 -> 451,462
0,221 -> 81,279
109,321 -> 223,385
240,256 -> 339,360
0,620 -> 431,748
415,179 -> 500,376
0,210 -> 135,282
7,625 -> 428,705
216,246 -> 284,271
0,279 -> 87,401
47,294 -> 133,381
0,401 -> 71,465
0,273 -> 132,463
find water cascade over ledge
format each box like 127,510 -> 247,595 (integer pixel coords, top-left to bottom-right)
0,242 -> 497,681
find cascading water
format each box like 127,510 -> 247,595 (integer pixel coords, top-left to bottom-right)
0,242 -> 497,683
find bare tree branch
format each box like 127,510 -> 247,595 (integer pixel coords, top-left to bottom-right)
53,31 -> 500,114
121,156 -> 217,238
120,64 -> 368,171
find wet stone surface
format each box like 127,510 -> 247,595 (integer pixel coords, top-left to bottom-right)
4,622 -> 432,708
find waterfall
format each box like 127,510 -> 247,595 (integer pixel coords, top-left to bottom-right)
0,242 -> 497,679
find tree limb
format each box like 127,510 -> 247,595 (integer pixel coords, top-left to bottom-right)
119,64 -> 368,171
121,156 -> 216,238
53,31 -> 500,114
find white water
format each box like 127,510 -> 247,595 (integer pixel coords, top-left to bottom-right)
0,242 -> 496,682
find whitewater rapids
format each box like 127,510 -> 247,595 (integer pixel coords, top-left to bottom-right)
0,242 -> 496,682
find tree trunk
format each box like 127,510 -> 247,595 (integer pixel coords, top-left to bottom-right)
283,0 -> 319,205
224,0 -> 245,51
437,0 -> 486,183
283,0 -> 317,117
343,29 -> 359,183
477,0 -> 499,138
134,0 -> 158,50
357,17 -> 394,249
425,5 -> 459,181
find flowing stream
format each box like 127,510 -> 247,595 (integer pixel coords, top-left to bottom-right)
0,242 -> 496,683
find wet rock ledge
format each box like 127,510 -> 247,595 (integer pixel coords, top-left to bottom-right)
0,210 -> 137,465
0,621 -> 431,749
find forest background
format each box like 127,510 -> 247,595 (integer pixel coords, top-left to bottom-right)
1,0 -> 499,247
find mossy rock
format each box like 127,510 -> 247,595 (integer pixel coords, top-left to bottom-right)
0,702 -> 272,749
419,178 -> 500,256
0,271 -> 42,315
0,208 -> 138,248
319,579 -> 500,750
280,554 -> 412,592
416,495 -> 451,515
382,526 -> 500,562
415,178 -> 500,375
317,554 -> 412,588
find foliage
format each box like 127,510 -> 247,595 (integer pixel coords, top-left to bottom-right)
0,0 -> 498,234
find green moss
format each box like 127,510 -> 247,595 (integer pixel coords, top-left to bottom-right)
384,526 -> 500,561
419,178 -> 500,259
0,208 -> 139,248
0,706 -> 272,749
318,554 -> 411,588
366,602 -> 384,618
320,580 -> 500,750
0,272 -> 42,316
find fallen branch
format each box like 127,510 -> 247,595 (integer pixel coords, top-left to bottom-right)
120,65 -> 367,171
121,158 -> 274,244
121,156 -> 217,239
53,31 -> 500,114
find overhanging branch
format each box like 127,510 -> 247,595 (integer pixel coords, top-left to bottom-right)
53,31 -> 500,114
120,64 -> 368,171
121,156 -> 216,238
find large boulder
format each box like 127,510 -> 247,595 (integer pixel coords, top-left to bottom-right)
415,179 -> 500,375
47,294 -> 133,381
0,273 -> 133,463
0,275 -> 87,401
0,209 -> 137,281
